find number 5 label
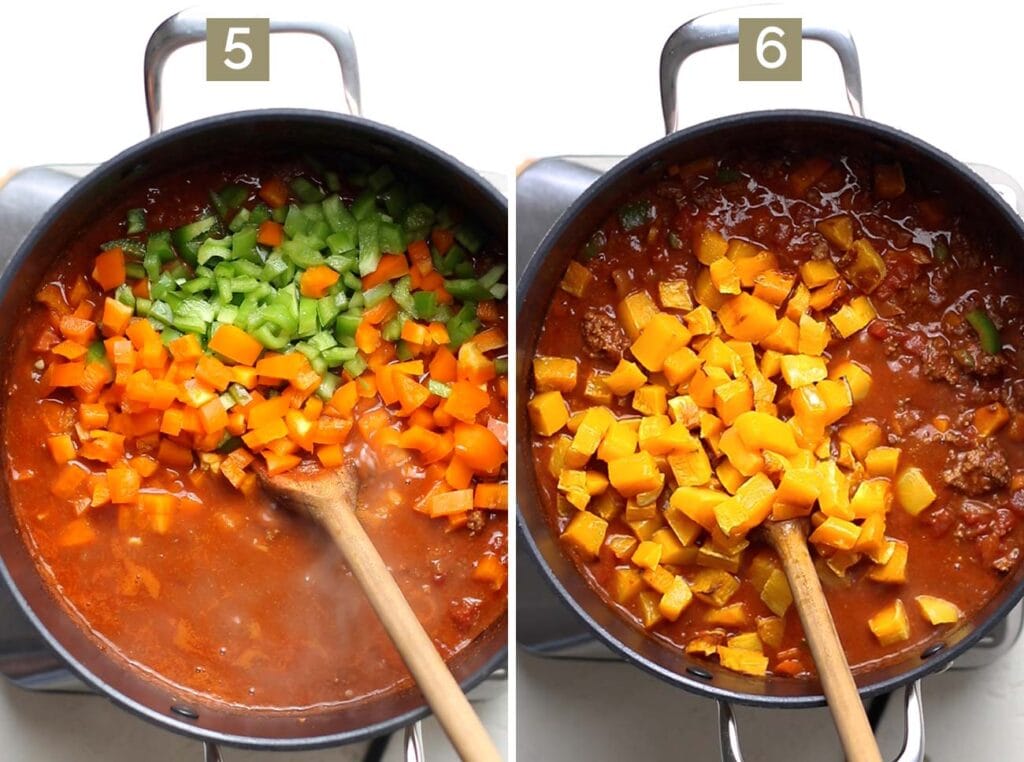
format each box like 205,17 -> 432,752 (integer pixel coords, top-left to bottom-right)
206,18 -> 270,81
738,18 -> 802,81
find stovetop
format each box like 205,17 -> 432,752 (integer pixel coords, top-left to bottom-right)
514,154 -> 1024,671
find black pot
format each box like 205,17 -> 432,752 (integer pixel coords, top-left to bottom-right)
0,20 -> 506,756
514,100 -> 1024,728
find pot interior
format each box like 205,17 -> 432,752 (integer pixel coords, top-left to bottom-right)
0,109 -> 507,747
516,111 -> 1024,707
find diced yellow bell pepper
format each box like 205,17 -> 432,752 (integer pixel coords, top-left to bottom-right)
606,359 -> 648,396
785,282 -> 811,322
710,257 -> 741,295
642,564 -> 676,594
548,435 -> 572,478
659,576 -> 694,622
816,460 -> 853,520
829,360 -> 872,402
689,365 -> 731,408
670,486 -> 729,531
611,567 -> 644,603
637,591 -> 664,629
684,304 -> 717,336
846,239 -> 887,294
528,390 -> 570,436
865,446 -> 901,478
827,550 -> 863,578
659,279 -> 693,310
627,517 -> 664,542
696,544 -> 743,573
791,386 -> 827,447
717,427 -> 763,477
557,469 -> 587,494
635,473 -> 666,507
799,259 -> 840,288
633,384 -> 669,416
798,314 -> 830,356
591,491 -> 623,522
854,512 -> 887,556
705,603 -> 750,627
608,451 -> 662,496
625,499 -> 657,522
618,292 -> 660,344
692,268 -> 726,312
838,422 -> 882,461
630,312 -> 692,372
667,394 -> 701,427
830,296 -> 877,338
691,568 -> 741,607
565,406 -> 616,467
699,336 -> 743,375
775,467 -> 821,508
563,488 -> 591,511
586,471 -> 610,496
685,636 -> 721,657
668,448 -> 712,487
717,645 -> 768,676
868,539 -> 908,583
868,598 -> 911,646
850,478 -> 891,518
597,420 -> 639,462
714,377 -> 754,425
726,340 -> 758,375
560,260 -> 594,297
717,293 -> 779,342
637,414 -> 670,450
560,511 -> 608,558
714,472 -> 776,536
724,238 -> 761,261
666,508 -> 703,546
780,354 -> 828,388
631,539 -> 663,570
700,412 -> 725,449
731,410 -> 800,455
566,410 -> 586,433
583,370 -> 614,405
760,568 -> 793,617
756,616 -> 785,649
727,632 -> 764,652
663,347 -> 701,386
752,269 -> 796,306
895,467 -> 937,516
808,516 -> 861,550
759,316 -> 800,354
816,215 -> 854,251
694,228 -> 729,264
606,534 -> 639,560
533,356 -> 579,393
759,349 -> 783,378
816,378 -> 853,424
734,250 -> 780,288
915,595 -> 963,625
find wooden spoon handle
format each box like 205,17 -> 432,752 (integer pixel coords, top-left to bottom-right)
313,501 -> 502,762
765,521 -> 882,762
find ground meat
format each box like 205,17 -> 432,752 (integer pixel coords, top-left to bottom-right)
943,440 -> 1011,496
922,335 -> 1006,384
581,306 -> 628,361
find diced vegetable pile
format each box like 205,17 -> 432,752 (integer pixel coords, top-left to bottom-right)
529,206 -> 963,677
33,162 -> 508,540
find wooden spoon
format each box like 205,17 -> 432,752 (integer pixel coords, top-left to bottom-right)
260,462 -> 502,762
763,519 -> 882,762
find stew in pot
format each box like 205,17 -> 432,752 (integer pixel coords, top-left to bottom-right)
528,149 -> 1024,678
3,158 -> 508,709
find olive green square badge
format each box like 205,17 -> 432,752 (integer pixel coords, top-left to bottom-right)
738,18 -> 802,81
206,18 -> 270,81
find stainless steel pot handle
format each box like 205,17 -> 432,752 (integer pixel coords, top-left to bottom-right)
144,6 -> 362,134
717,681 -> 924,762
659,4 -> 864,134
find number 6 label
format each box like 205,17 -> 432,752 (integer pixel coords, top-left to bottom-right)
206,18 -> 270,81
738,18 -> 802,81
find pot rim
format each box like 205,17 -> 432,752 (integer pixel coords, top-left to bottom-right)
516,107 -> 1024,708
0,107 -> 508,749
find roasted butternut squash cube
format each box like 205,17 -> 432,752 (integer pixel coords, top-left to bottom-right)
785,282 -> 811,321
915,595 -> 962,625
663,347 -> 701,386
798,314 -> 830,356
659,575 -> 694,622
799,259 -> 840,288
606,359 -> 647,396
780,354 -> 828,389
642,564 -> 676,594
757,616 -> 785,650
637,414 -> 670,450
732,410 -> 800,455
659,279 -> 693,310
867,540 -> 909,584
583,370 -> 614,405
838,422 -> 882,461
865,446 -> 901,478
667,394 -> 702,428
586,471 -> 610,496
689,365 -> 731,408
809,279 -> 847,311
758,315 -> 801,355
691,568 -> 741,608
598,420 -> 639,462
816,378 -> 854,424
557,469 -> 588,494
666,507 -> 704,546
710,257 -> 741,295
670,486 -> 729,531
705,602 -> 750,628
684,305 -> 717,336
760,568 -> 793,617
716,460 -> 745,494
608,451 -> 662,496
617,290 -> 660,340
637,591 -> 664,629
816,215 -> 854,251
533,356 -> 579,392
714,472 -> 776,536
633,384 -> 669,416
651,527 -> 691,565
850,478 -> 891,518
808,516 -> 861,550
718,293 -> 779,342
668,448 -> 712,488
565,407 -> 616,468
816,460 -> 853,520
694,228 -> 729,264
611,567 -> 644,603
563,488 -> 591,511
714,377 -> 754,425
829,296 -> 877,338
634,473 -> 666,507
625,499 -> 657,522
752,269 -> 796,306
895,467 -> 936,516
829,360 -> 872,402
560,511 -> 608,558
868,598 -> 911,646
528,391 -> 570,436
630,312 -> 692,372
560,260 -> 594,297
627,517 -> 664,541
717,645 -> 768,676
699,336 -> 743,375
846,239 -> 887,294
632,540 -> 663,571
726,340 -> 758,375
